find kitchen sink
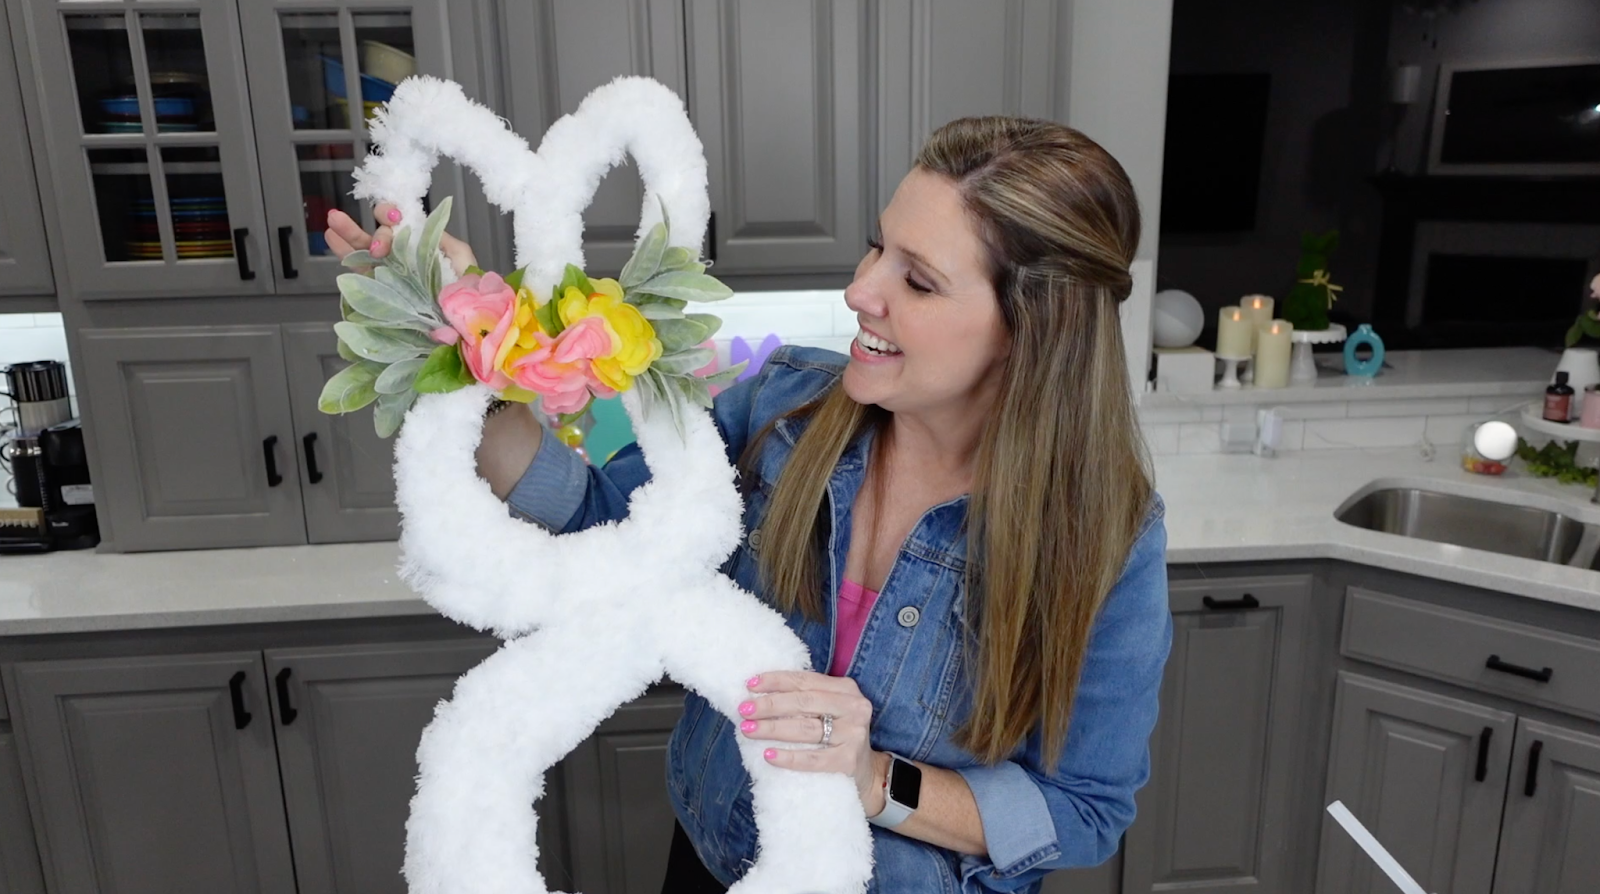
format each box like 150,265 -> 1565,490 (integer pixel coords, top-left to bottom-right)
1335,488 -> 1593,565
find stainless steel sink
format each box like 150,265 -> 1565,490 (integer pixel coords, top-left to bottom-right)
1335,488 -> 1591,565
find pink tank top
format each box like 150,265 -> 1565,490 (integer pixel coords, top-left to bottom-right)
829,578 -> 881,677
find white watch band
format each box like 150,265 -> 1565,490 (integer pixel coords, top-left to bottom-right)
867,754 -> 915,829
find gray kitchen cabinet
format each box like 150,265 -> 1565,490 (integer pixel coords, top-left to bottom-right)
7,652 -> 297,894
0,726 -> 45,894
284,322 -> 400,544
1492,718 -> 1600,894
1041,857 -> 1121,894
78,325 -> 308,552
562,687 -> 684,893
874,0 -> 1065,202
1316,673 -> 1515,894
0,0 -> 52,299
10,0 -> 275,299
263,639 -> 497,894
500,0 -> 688,277
1122,575 -> 1312,894
686,0 -> 869,274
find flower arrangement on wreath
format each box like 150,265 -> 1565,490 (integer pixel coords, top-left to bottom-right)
317,196 -> 745,438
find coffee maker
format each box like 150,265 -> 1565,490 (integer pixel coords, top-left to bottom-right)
1,361 -> 99,552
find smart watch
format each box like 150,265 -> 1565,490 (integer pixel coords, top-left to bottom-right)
867,753 -> 922,829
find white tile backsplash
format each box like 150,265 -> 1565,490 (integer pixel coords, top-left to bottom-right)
1423,413 -> 1488,447
1141,423 -> 1181,455
1348,397 -> 1470,418
1303,416 -> 1426,451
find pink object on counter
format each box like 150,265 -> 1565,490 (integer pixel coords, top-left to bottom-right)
829,578 -> 881,677
1582,386 -> 1600,429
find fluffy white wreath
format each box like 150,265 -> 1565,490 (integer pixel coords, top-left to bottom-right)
352,76 -> 875,893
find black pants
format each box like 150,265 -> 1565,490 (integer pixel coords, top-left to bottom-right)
661,821 -> 728,893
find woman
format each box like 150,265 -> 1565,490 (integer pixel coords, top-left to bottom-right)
327,116 -> 1171,893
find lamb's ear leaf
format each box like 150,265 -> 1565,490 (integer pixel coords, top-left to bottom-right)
620,221 -> 668,290
318,360 -> 383,414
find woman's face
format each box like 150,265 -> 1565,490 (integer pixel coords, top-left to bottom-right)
841,168 -> 1012,418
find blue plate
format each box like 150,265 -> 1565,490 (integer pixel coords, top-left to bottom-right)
320,56 -> 396,102
99,96 -> 195,117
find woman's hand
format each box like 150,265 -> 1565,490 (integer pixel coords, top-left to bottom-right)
324,203 -> 478,275
739,671 -> 888,815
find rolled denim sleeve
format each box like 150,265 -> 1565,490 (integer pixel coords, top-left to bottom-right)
505,422 -> 592,531
957,503 -> 1173,891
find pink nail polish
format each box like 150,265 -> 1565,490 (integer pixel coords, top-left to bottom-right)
371,240 -> 384,252
764,748 -> 778,761
740,720 -> 757,733
746,675 -> 761,688
738,701 -> 755,717
386,208 -> 401,223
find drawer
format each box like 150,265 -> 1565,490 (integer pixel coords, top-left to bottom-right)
1342,587 -> 1600,721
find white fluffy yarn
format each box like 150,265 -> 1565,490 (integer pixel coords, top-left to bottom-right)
353,76 -> 874,893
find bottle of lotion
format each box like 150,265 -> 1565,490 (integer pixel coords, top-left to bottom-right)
1544,372 -> 1574,423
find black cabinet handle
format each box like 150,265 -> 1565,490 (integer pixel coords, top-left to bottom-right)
1475,726 -> 1492,782
275,668 -> 299,726
1486,655 -> 1553,683
1524,740 -> 1543,797
262,436 -> 283,487
278,226 -> 299,279
233,228 -> 256,280
302,432 -> 323,484
707,211 -> 717,264
229,671 -> 252,730
1202,594 -> 1260,611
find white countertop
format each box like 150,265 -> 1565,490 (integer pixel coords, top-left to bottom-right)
1,448 -> 1597,636
1142,346 -> 1558,407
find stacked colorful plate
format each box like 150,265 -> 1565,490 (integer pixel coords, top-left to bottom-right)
126,197 -> 232,260
98,96 -> 199,134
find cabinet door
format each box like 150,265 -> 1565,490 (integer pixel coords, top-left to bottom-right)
238,0 -> 487,294
1041,855 -> 1121,894
283,322 -> 399,543
686,0 -> 868,274
0,727 -> 45,894
501,0 -> 688,276
8,653 -> 296,894
563,688 -> 684,894
263,639 -> 497,894
0,0 -> 53,298
1492,718 -> 1600,894
11,0 -> 273,299
1316,673 -> 1514,894
78,326 -> 307,551
875,0 -> 1063,202
1122,577 -> 1311,894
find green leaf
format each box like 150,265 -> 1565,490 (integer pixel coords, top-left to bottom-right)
391,224 -> 415,274
1569,321 -> 1586,348
336,338 -> 360,363
638,298 -> 688,320
334,321 -> 432,363
556,408 -> 589,427
374,356 -> 425,394
686,313 -> 722,341
1581,314 -> 1600,339
668,373 -> 713,409
504,267 -> 526,291
534,298 -> 564,339
374,265 -> 439,320
414,343 -> 471,394
339,272 -> 422,324
653,347 -> 714,375
702,361 -> 747,388
652,316 -> 712,353
464,264 -> 485,277
636,270 -> 733,303
657,246 -> 704,274
340,250 -> 375,270
418,196 -> 454,296
318,360 -> 383,414
620,222 -> 669,290
558,264 -> 593,298
373,389 -> 417,439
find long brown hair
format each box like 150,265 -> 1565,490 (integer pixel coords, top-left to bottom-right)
742,117 -> 1153,768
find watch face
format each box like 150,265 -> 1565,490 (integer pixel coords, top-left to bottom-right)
889,758 -> 923,810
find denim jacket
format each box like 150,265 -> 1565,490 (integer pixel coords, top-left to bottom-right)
507,345 -> 1172,893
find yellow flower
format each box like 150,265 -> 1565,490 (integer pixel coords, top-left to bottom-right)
501,286 -> 546,369
554,280 -> 663,392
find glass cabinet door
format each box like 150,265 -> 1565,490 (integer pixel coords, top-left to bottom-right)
240,0 -> 467,295
20,0 -> 271,299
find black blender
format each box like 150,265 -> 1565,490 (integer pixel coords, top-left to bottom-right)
1,361 -> 98,552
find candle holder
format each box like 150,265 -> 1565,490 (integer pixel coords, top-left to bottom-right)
1217,354 -> 1251,389
1289,323 -> 1347,387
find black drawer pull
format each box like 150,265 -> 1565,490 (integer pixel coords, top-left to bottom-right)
707,211 -> 717,264
233,228 -> 256,280
275,667 -> 299,726
302,432 -> 323,484
278,226 -> 299,279
1475,726 -> 1492,782
229,671 -> 252,730
1486,655 -> 1553,683
1202,594 -> 1260,611
262,436 -> 283,487
1524,740 -> 1543,797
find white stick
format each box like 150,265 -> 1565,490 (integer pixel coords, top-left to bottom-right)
1326,801 -> 1430,894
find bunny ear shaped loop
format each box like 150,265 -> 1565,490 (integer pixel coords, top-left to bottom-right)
349,75 -> 875,894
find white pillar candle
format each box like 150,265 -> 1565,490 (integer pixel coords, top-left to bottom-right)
1254,320 -> 1294,388
1241,295 -> 1275,327
1216,307 -> 1254,358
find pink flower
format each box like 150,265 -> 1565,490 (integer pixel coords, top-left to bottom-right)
436,272 -> 520,389
507,317 -> 618,414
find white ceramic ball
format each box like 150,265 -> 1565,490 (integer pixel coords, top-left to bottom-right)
1473,421 -> 1518,462
1152,289 -> 1205,348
